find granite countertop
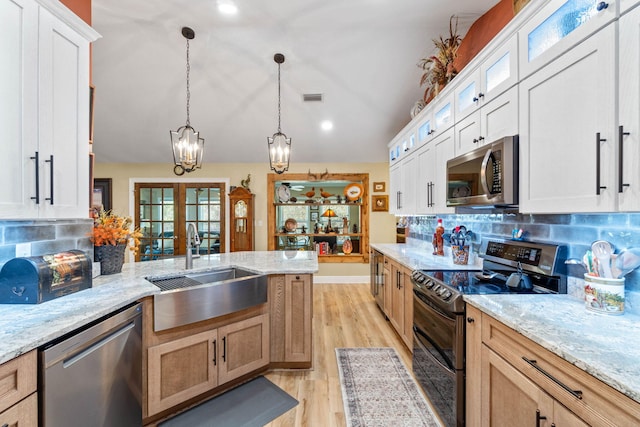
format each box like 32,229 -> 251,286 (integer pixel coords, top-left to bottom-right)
371,242 -> 482,271
0,250 -> 318,365
465,294 -> 640,404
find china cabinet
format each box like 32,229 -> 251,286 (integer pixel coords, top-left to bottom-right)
267,173 -> 369,263
0,0 -> 99,219
229,186 -> 254,252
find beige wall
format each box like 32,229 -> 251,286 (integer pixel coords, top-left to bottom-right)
94,161 -> 396,277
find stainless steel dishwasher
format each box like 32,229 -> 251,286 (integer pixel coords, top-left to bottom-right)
40,302 -> 142,427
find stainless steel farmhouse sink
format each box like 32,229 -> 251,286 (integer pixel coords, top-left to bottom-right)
146,267 -> 267,331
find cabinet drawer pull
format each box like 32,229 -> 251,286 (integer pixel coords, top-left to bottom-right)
222,336 -> 226,362
3,423 -> 9,427
30,151 -> 40,204
619,125 -> 631,193
596,133 -> 607,195
535,409 -> 547,427
213,339 -> 217,366
522,357 -> 583,399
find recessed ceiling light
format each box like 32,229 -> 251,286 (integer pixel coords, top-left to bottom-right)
321,120 -> 333,131
217,0 -> 238,15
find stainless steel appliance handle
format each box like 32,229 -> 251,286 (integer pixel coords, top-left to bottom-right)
479,147 -> 493,196
413,326 -> 455,371
619,125 -> 630,193
62,321 -> 136,368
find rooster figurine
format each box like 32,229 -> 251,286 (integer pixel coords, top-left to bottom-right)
304,187 -> 316,199
319,188 -> 333,199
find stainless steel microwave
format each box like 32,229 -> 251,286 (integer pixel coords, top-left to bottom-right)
446,135 -> 518,208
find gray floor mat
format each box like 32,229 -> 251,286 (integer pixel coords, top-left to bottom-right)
159,376 -> 298,427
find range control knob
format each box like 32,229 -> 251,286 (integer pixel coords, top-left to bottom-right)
432,284 -> 440,292
424,279 -> 434,288
442,290 -> 453,300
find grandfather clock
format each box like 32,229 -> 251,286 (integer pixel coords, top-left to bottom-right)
229,186 -> 255,252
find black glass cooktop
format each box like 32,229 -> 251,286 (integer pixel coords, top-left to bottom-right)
419,269 -> 563,295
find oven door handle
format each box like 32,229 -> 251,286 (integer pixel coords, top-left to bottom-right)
413,325 -> 455,371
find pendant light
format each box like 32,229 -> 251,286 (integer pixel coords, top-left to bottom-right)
267,53 -> 291,174
170,27 -> 204,176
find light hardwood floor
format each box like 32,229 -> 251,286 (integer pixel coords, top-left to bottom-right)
264,282 -> 414,427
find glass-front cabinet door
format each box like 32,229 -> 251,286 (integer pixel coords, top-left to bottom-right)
267,173 -> 369,263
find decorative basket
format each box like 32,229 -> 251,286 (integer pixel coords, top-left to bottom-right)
94,243 -> 127,275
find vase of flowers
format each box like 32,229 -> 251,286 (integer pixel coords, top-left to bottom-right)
91,209 -> 142,275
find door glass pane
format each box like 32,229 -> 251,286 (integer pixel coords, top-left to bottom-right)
419,120 -> 431,141
186,187 -> 197,204
137,185 -> 176,261
528,0 -> 599,61
151,188 -> 163,204
186,205 -> 198,221
458,82 -> 476,112
435,103 -> 451,128
485,52 -> 510,93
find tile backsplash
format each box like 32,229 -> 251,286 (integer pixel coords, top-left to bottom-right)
402,212 -> 640,304
0,219 -> 93,269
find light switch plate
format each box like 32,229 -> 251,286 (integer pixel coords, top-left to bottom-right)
15,243 -> 31,257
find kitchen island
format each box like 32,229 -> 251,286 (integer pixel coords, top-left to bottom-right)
0,250 -> 317,365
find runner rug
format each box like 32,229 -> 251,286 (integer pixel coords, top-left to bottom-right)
336,347 -> 442,427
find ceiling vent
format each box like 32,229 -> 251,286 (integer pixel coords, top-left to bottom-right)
303,93 -> 323,102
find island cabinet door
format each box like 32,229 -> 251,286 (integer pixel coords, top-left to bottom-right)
269,274 -> 313,367
147,329 -> 218,416
218,314 -> 269,384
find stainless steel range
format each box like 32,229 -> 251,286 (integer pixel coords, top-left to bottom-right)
410,238 -> 567,427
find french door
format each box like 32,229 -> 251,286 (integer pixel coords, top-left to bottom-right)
134,182 -> 226,262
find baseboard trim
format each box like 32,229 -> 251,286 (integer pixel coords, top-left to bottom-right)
313,276 -> 369,284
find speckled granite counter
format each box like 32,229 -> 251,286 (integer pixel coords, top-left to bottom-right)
465,294 -> 640,404
0,251 -> 317,365
371,242 -> 483,271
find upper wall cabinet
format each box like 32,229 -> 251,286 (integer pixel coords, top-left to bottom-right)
0,0 -> 100,219
518,0 -> 617,79
617,5 -> 640,211
620,0 -> 640,13
454,35 -> 519,122
519,23 -> 617,213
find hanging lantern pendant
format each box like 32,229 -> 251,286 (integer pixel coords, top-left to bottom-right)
170,26 -> 204,176
268,53 -> 291,174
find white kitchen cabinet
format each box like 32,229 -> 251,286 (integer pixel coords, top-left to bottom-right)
0,0 -> 99,219
455,86 -> 518,156
620,0 -> 640,14
416,128 -> 455,214
519,23 -> 616,213
455,35 -> 519,122
389,153 -> 417,214
618,6 -> 640,210
518,0 -> 617,79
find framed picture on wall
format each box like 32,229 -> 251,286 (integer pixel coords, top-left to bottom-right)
310,205 -> 319,211
373,182 -> 385,192
372,195 -> 388,212
310,212 -> 319,221
93,178 -> 112,212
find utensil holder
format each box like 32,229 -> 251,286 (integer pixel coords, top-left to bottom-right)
452,245 -> 469,265
584,273 -> 625,315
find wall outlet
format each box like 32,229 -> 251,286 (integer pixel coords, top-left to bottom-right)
15,243 -> 31,258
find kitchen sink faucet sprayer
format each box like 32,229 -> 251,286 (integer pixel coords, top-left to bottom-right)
186,223 -> 200,269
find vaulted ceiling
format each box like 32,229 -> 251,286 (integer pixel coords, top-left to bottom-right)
91,0 -> 500,166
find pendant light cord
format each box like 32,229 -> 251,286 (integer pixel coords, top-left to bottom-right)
186,38 -> 191,127
277,62 -> 281,133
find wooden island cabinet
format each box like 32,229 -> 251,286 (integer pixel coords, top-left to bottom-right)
466,305 -> 640,427
0,350 -> 37,427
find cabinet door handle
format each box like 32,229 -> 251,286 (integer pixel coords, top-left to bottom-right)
30,151 -> 40,204
397,191 -> 402,209
473,138 -> 479,144
523,357 -> 583,399
45,154 -> 54,204
619,125 -> 631,193
467,317 -> 475,323
596,133 -> 607,195
213,339 -> 217,366
478,136 -> 485,142
535,409 -> 547,427
597,1 -> 609,11
222,336 -> 227,362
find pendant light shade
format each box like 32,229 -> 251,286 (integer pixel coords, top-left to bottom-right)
268,53 -> 291,174
171,27 -> 204,176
